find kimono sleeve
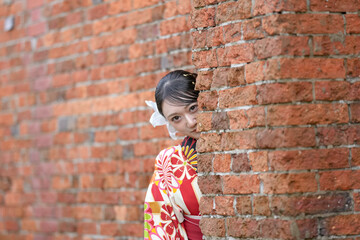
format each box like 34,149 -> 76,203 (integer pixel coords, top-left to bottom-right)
144,148 -> 187,240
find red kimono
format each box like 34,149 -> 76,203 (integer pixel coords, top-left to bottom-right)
144,137 -> 202,240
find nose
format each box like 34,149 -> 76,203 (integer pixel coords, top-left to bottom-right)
185,113 -> 197,128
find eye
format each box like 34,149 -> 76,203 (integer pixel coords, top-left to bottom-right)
171,116 -> 181,122
189,104 -> 198,112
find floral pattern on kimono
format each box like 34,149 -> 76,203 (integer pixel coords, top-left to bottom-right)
144,137 -> 201,240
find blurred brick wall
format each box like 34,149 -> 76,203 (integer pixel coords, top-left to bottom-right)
0,0 -> 193,239
193,0 -> 360,239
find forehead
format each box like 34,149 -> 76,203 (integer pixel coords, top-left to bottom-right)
162,100 -> 188,118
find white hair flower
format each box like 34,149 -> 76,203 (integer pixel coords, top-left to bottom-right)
145,100 -> 178,140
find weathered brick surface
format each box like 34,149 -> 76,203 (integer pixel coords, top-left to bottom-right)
193,0 -> 360,239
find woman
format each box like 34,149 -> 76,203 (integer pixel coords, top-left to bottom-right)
144,70 -> 203,240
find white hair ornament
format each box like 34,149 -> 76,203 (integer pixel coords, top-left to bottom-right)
145,100 -> 178,140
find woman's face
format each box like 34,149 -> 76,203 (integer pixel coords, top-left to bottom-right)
162,100 -> 200,139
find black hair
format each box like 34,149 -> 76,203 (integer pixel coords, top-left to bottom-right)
155,70 -> 199,116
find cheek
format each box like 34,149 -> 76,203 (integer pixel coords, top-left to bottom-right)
170,121 -> 186,133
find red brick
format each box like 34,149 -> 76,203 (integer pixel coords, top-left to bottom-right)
91,29 -> 136,50
100,223 -> 120,236
94,130 -> 117,143
219,85 -> 257,108
313,36 -> 360,56
223,22 -> 242,43
28,22 -> 46,36
223,175 -> 260,194
268,104 -> 349,126
133,0 -> 160,9
226,218 -> 259,238
199,196 -> 215,215
118,127 -> 139,141
77,222 -> 97,235
315,81 -> 350,100
253,196 -> 271,216
216,0 -> 252,24
269,148 -> 349,171
320,170 -> 360,190
296,218 -> 318,239
217,43 -> 254,66
88,4 -> 108,20
52,176 -> 71,190
192,0 -> 223,8
4,220 -> 19,231
213,154 -> 231,172
200,218 -> 226,237
212,67 -> 245,88
160,16 -> 190,35
22,219 -> 37,232
195,70 -> 212,91
197,154 -> 213,173
192,49 -> 218,68
235,196 -> 252,215
93,17 -> 127,35
108,0 -> 132,15
355,193 -> 360,211
191,7 -> 215,28
232,153 -> 251,172
351,103 -> 360,122
27,0 -> 43,9
279,58 -> 345,79
347,14 -> 360,34
221,129 -> 257,151
257,82 -> 312,104
311,0 -> 360,12
198,90 -> 218,111
253,0 -> 307,16
261,172 -> 317,194
248,151 -> 268,172
114,206 -> 140,221
317,125 -> 360,146
39,220 -> 58,233
140,125 -> 168,140
348,58 -> 360,78
134,141 -> 160,156
126,9 -> 154,27
0,113 -> 14,126
272,193 -> 351,216
263,14 -> 344,35
195,71 -> 213,90
321,214 -> 360,236
197,112 -> 212,132
245,59 -> 281,83
227,218 -> 293,239
228,107 -> 265,130
54,132 -> 72,145
198,175 -> 222,194
353,148 -> 360,166
242,19 -> 265,40
91,146 -> 109,158
257,127 -> 316,149
215,196 -> 235,215
255,36 -> 310,59
211,111 -> 229,131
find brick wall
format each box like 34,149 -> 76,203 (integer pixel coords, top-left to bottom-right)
1,0 -> 359,239
193,0 -> 360,239
0,0 -> 193,239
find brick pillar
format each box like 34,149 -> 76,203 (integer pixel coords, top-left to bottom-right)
192,0 -> 360,238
